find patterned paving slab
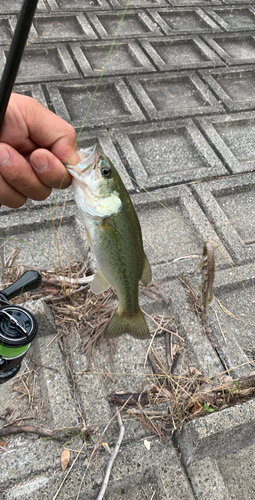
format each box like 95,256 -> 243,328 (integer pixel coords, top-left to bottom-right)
47,0 -> 110,10
87,10 -> 162,39
140,35 -> 223,70
70,40 -> 155,77
127,71 -> 223,120
197,111 -> 255,174
112,119 -> 227,187
1,1 -> 255,498
0,44 -> 79,83
193,173 -> 255,264
0,0 -> 47,14
46,78 -> 145,128
148,7 -> 222,34
203,32 -> 255,65
205,6 -> 255,31
199,66 -> 255,112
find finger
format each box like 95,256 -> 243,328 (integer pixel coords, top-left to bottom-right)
30,149 -> 72,189
0,175 -> 27,208
12,94 -> 78,164
0,144 -> 52,201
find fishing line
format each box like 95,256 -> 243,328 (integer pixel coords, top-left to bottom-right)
0,236 -> 58,267
1,0 -> 254,278
56,13 -> 255,253
35,0 -> 255,260
76,0 -> 131,146
0,0 -> 132,273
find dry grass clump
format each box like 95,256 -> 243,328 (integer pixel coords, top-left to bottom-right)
109,350 -> 255,437
1,259 -> 255,441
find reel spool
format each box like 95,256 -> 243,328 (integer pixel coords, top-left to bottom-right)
0,270 -> 41,384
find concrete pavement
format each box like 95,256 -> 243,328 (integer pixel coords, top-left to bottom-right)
0,0 -> 255,498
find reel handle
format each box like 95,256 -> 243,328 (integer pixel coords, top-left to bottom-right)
1,270 -> 41,301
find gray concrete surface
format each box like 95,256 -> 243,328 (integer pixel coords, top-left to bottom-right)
0,0 -> 255,499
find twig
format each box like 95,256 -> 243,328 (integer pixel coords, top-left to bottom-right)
148,353 -> 162,378
170,352 -> 181,375
76,261 -> 89,278
165,332 -> 172,370
144,328 -> 158,368
2,416 -> 35,427
44,285 -> 89,304
53,441 -> 87,500
211,304 -> 227,344
0,425 -> 87,439
96,407 -> 125,500
214,296 -> 254,325
127,408 -> 168,417
172,254 -> 199,262
142,310 -> 184,341
137,393 -> 170,445
4,247 -> 19,267
108,392 -> 150,406
76,394 -> 135,500
30,357 -> 59,372
43,275 -> 94,286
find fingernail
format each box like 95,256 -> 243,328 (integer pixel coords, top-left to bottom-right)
31,154 -> 49,172
0,147 -> 10,166
76,151 -> 80,163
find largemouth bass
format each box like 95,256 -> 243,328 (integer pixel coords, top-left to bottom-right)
67,144 -> 151,339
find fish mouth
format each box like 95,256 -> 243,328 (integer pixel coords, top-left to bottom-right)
66,144 -> 100,177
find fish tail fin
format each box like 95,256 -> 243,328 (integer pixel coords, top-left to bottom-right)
105,308 -> 150,340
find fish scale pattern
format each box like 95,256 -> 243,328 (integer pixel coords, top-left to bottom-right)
0,0 -> 255,499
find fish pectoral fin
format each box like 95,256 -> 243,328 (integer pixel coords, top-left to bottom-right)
91,270 -> 112,294
100,220 -> 121,241
140,254 -> 152,286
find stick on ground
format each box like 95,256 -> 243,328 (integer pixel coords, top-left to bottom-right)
0,425 -> 85,439
96,408 -> 125,500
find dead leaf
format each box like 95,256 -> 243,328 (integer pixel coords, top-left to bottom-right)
221,376 -> 233,384
0,441 -> 7,447
43,287 -> 59,295
61,448 -> 70,471
190,404 -> 203,414
4,407 -> 13,417
196,383 -> 214,403
144,439 -> 151,451
160,388 -> 173,399
190,367 -> 201,375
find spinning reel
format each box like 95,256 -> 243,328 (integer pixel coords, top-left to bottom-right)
0,271 -> 41,384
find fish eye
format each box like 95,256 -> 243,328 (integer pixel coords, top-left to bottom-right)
101,166 -> 111,178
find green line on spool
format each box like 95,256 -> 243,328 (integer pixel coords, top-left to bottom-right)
0,343 -> 30,359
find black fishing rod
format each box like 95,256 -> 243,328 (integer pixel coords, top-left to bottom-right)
0,0 -> 39,129
0,0 -> 42,384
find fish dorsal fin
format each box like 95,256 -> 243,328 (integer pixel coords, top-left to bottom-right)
91,270 -> 111,294
140,254 -> 152,286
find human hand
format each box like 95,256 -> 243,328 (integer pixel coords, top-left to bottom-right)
0,93 -> 78,208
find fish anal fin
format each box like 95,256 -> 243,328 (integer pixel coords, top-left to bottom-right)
140,254 -> 151,286
91,270 -> 111,294
105,308 -> 150,340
